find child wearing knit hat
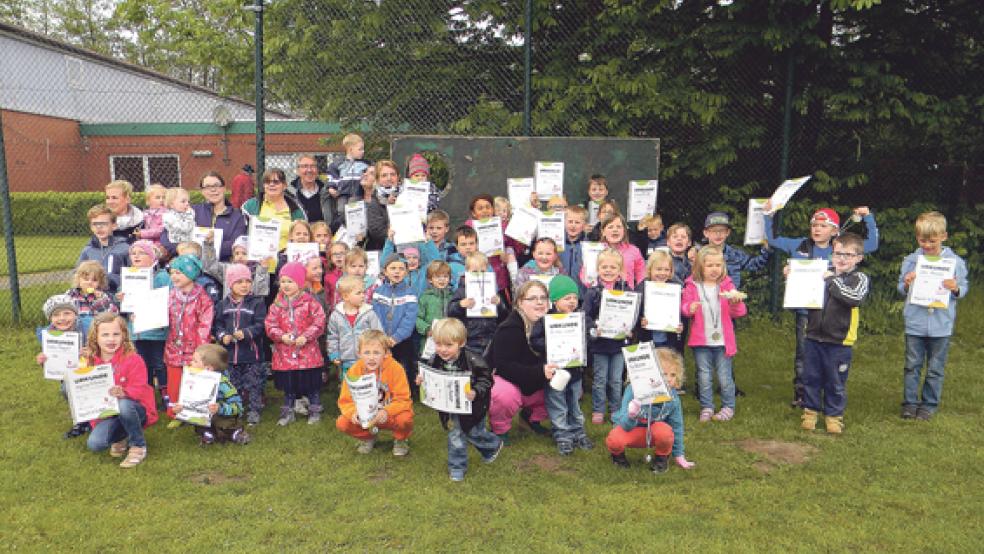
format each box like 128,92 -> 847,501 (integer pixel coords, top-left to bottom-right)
528,275 -> 595,456
213,263 -> 268,425
405,153 -> 442,214
201,234 -> 272,299
36,294 -> 89,439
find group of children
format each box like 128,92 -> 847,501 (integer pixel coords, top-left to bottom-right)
36,153 -> 968,479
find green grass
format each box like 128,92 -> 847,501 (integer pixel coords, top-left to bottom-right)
0,235 -> 89,276
1,293 -> 982,551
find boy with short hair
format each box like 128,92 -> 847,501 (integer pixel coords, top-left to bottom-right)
800,232 -> 870,435
699,212 -> 770,289
78,205 -> 130,293
416,261 -> 454,353
633,214 -> 666,259
327,275 -> 384,379
417,318 -> 502,481
372,254 -> 420,390
173,343 -> 249,445
336,330 -> 414,456
327,133 -> 372,215
422,210 -> 454,262
559,205 -> 588,288
447,225 -> 479,290
898,211 -> 967,420
765,204 -> 879,407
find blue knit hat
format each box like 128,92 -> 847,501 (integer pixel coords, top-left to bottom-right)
170,254 -> 202,280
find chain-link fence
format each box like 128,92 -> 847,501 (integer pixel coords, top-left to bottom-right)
2,2 -> 982,326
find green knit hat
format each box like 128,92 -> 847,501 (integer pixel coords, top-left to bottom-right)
549,275 -> 580,303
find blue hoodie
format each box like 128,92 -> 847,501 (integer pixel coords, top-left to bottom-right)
77,235 -> 130,292
371,277 -> 419,344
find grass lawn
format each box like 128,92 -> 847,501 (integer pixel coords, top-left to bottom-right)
1,292 -> 982,551
0,235 -> 89,276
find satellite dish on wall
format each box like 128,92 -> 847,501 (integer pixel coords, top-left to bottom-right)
213,105 -> 233,128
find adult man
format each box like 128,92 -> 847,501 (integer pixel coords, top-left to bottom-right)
288,154 -> 333,225
230,164 -> 255,210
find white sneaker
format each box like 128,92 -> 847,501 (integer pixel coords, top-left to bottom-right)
294,397 -> 310,416
356,439 -> 376,454
392,440 -> 410,457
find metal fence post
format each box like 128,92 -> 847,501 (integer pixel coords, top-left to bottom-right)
248,0 -> 266,191
770,48 -> 795,315
522,0 -> 532,137
0,109 -> 21,324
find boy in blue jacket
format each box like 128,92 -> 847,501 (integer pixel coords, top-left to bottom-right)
897,211 -> 967,421
77,205 -> 130,293
372,253 -> 420,393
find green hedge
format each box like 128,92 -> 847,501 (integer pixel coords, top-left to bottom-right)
2,191 -> 211,235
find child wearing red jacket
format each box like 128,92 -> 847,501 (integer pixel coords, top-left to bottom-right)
85,313 -> 158,468
265,262 -> 327,427
163,255 -> 215,424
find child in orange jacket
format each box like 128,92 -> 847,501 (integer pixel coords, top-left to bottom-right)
336,330 -> 414,456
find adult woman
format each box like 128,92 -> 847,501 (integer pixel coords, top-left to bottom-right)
161,172 -> 247,261
365,160 -> 400,251
241,168 -> 307,254
488,280 -> 551,441
105,180 -> 143,242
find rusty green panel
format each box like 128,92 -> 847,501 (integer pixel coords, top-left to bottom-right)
391,136 -> 659,220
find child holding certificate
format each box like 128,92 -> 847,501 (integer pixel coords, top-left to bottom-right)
559,206 -> 588,289
66,261 -> 119,338
513,237 -> 563,291
85,313 -> 158,468
595,213 -> 645,286
447,225 -> 480,292
371,254 -> 420,395
202,235 -> 272,299
898,212 -> 968,421
529,275 -> 594,456
124,240 -> 172,411
36,294 -> 89,438
607,348 -> 694,473
800,233 -> 870,434
164,255 -> 215,424
336,330 -> 414,456
416,318 -> 502,481
764,203 -> 879,407
465,195 -> 526,302
448,253 -> 506,356
173,344 -> 249,445
582,248 -> 636,424
681,246 -> 747,423
212,264 -> 267,426
265,262 -> 327,426
636,249 -> 684,349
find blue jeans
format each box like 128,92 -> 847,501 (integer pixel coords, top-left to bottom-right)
591,352 -> 624,415
135,340 -> 166,387
447,415 -> 501,478
693,346 -> 735,411
545,375 -> 586,443
903,335 -> 950,411
87,399 -> 148,450
802,339 -> 852,416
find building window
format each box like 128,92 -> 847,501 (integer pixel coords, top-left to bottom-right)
109,155 -> 181,191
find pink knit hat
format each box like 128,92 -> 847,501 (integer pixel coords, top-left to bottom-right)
130,240 -> 157,261
408,153 -> 430,178
279,261 -> 306,287
225,263 -> 252,286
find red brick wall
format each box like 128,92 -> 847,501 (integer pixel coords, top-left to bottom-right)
1,109 -> 86,192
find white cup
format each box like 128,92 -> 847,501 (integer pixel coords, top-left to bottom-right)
550,369 -> 572,391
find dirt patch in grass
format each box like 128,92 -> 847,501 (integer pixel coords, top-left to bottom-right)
514,454 -> 574,475
732,439 -> 818,473
188,471 -> 249,485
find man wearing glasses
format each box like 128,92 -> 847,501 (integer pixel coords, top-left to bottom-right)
288,154 -> 332,226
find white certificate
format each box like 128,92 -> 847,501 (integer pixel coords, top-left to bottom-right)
465,271 -> 497,318
132,286 -> 169,334
366,250 -> 381,278
474,217 -> 505,257
627,180 -> 658,221
333,225 -> 356,248
346,373 -> 379,428
192,226 -> 222,261
531,274 -> 555,288
581,241 -> 606,284
534,161 -> 564,199
744,198 -> 768,245
544,312 -> 587,368
909,255 -> 956,309
42,330 -> 81,380
419,363 -> 473,415
508,177 -> 535,208
622,342 -> 672,404
587,200 -> 602,227
387,202 -> 426,245
766,175 -> 812,213
597,289 -> 640,339
643,281 -> 682,332
65,363 -> 120,424
120,266 -> 152,312
345,200 -> 368,238
400,179 -> 431,222
247,217 -> 282,261
176,367 -> 222,426
504,206 -> 539,245
783,259 -> 828,309
285,242 -> 320,264
537,210 -> 566,251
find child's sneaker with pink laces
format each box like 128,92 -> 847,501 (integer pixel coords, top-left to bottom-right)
699,408 -> 714,422
712,407 -> 734,421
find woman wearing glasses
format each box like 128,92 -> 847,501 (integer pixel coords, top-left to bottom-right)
161,171 -> 247,261
488,280 -> 552,443
241,168 -> 308,255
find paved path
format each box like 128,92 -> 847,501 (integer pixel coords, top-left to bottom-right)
0,269 -> 74,290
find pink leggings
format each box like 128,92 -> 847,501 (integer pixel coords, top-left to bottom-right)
605,421 -> 674,456
488,375 -> 547,434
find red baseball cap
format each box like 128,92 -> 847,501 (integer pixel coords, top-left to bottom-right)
811,208 -> 840,228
